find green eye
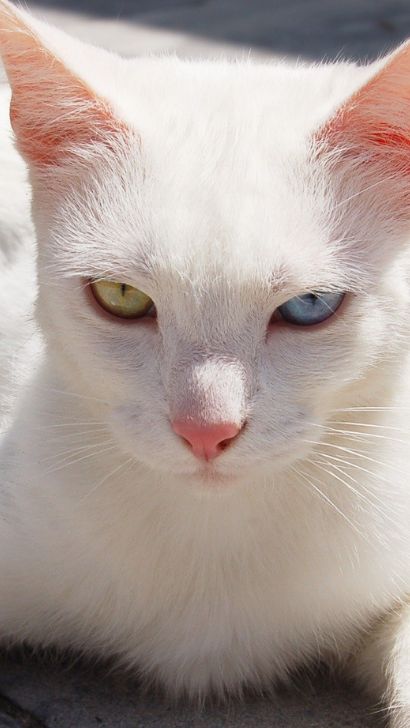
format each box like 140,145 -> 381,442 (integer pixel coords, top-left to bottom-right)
90,280 -> 155,319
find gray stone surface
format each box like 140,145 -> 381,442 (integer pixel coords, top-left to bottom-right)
0,653 -> 383,728
1,0 -> 407,725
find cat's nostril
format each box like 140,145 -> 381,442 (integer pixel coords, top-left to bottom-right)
219,437 -> 235,451
172,420 -> 243,461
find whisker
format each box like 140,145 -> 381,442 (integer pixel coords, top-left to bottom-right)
44,444 -> 116,476
312,454 -> 388,504
308,456 -> 399,530
40,386 -> 109,405
291,464 -> 364,538
326,420 -> 409,433
41,438 -> 114,464
80,456 -> 136,504
331,406 -> 410,413
47,429 -> 109,445
302,439 -> 407,477
309,422 -> 409,446
38,421 -> 106,430
307,449 -> 393,490
0,382 -> 109,406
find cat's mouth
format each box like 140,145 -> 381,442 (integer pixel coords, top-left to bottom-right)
180,462 -> 244,488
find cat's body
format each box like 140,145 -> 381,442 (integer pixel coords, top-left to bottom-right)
1,1 -> 410,724
0,83 -> 36,428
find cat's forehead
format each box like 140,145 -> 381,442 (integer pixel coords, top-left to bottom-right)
74,146 -> 342,298
117,58 -> 370,144
57,58 -> 372,291
122,67 -> 358,281
114,59 -> 370,260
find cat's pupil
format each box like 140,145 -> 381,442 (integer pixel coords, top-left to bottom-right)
305,294 -> 317,304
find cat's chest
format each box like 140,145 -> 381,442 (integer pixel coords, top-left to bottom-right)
6,444 -> 409,688
42,469 -> 407,647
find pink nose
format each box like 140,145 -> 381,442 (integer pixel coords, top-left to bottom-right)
172,420 -> 241,461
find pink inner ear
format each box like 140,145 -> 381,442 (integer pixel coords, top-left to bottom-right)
317,41 -> 410,173
10,84 -> 123,167
8,54 -> 125,166
320,107 -> 410,161
0,3 -> 126,166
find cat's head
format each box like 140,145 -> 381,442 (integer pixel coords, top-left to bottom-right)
1,0 -> 410,487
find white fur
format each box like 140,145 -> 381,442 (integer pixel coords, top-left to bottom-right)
0,82 -> 37,429
1,6 -> 410,724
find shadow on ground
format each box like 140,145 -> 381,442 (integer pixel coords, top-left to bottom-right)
0,651 -> 385,728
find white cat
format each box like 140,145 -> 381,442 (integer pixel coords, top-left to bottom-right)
1,0 -> 410,724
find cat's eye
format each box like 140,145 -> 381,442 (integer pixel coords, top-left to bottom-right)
90,280 -> 156,319
275,292 -> 345,326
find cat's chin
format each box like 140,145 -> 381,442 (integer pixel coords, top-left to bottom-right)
172,463 -> 244,489
192,468 -> 241,488
172,449 -> 305,489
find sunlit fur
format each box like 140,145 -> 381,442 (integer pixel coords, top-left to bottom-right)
1,2 -> 410,724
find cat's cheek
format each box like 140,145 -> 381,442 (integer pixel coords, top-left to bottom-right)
106,404 -> 189,470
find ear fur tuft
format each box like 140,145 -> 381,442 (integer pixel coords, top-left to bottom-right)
0,0 -> 126,166
318,41 -> 410,171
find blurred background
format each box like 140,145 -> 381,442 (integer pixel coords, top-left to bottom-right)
20,0 -> 410,63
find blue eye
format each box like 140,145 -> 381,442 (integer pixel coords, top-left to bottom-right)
277,292 -> 345,326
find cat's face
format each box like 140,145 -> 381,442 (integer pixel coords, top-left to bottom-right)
32,124 -> 389,485
2,1 -> 410,485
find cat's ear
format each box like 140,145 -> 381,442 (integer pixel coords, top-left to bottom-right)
0,0 -> 126,167
319,41 -> 410,174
